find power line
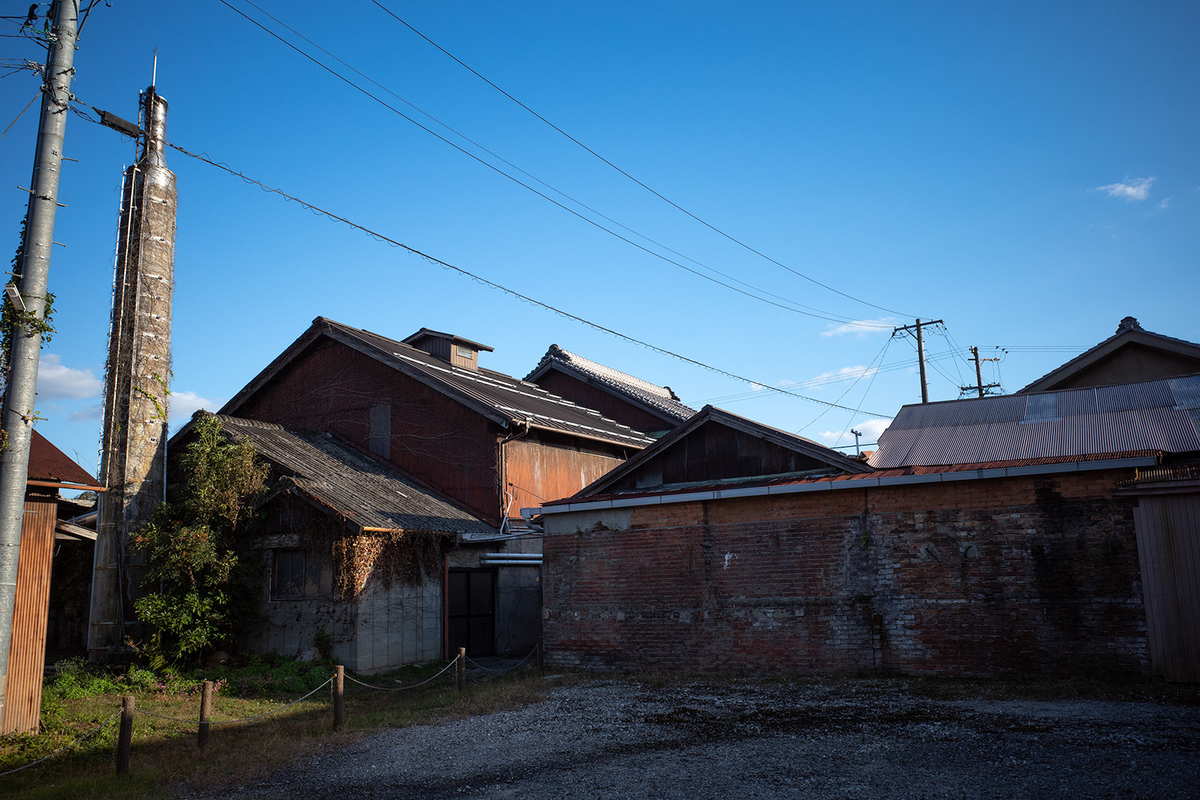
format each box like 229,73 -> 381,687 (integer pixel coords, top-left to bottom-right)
233,2 -> 879,329
218,1 -> 892,332
370,0 -> 920,320
69,113 -> 895,418
799,336 -> 893,436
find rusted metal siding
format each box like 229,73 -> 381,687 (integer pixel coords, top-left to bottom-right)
237,339 -> 504,525
1,492 -> 58,734
1133,493 -> 1200,682
504,436 -> 627,518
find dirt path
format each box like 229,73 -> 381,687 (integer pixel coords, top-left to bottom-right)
199,678 -> 1200,799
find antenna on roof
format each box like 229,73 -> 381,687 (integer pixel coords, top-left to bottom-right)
151,48 -> 158,88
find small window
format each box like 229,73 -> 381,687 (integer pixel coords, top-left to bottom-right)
272,549 -> 320,600
456,344 -> 473,358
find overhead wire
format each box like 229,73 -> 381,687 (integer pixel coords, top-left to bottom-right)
797,335 -> 893,436
234,2 -> 876,328
217,0 -> 892,332
371,0 -> 920,320
0,92 -> 39,140
65,108 -> 897,418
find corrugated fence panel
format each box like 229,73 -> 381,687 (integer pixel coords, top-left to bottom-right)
1,494 -> 58,734
1133,493 -> 1200,683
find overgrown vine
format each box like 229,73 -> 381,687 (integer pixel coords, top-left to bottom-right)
1,214 -> 57,449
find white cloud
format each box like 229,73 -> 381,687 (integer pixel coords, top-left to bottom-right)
815,418 -> 890,448
168,390 -> 224,427
1096,177 -> 1155,202
820,319 -> 894,338
1157,197 -> 1171,209
809,365 -> 879,385
37,354 -> 102,400
68,403 -> 103,422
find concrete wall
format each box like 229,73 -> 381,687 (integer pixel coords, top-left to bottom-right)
450,537 -> 543,657
542,470 -> 1149,678
353,577 -> 442,672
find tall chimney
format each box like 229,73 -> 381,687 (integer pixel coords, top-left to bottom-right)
88,87 -> 176,660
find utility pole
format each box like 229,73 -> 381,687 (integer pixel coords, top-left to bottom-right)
892,319 -> 942,404
850,428 -> 862,457
0,0 -> 80,723
959,346 -> 1001,398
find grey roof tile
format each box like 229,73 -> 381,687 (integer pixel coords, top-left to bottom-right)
525,345 -> 697,422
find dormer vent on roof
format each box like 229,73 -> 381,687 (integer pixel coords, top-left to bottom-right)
401,328 -> 495,371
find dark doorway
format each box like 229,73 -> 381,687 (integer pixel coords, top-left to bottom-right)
448,569 -> 495,656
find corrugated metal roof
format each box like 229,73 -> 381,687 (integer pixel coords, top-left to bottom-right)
215,415 -> 496,536
870,374 -> 1200,469
329,323 -> 654,449
28,430 -> 98,487
525,345 -> 697,422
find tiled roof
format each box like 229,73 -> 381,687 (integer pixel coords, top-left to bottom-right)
869,374 -> 1200,469
213,415 -> 495,536
525,345 -> 697,422
223,318 -> 653,450
28,430 -> 98,487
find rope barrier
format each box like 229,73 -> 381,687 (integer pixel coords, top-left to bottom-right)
344,656 -> 460,692
465,643 -> 539,675
0,709 -> 121,778
135,675 -> 334,726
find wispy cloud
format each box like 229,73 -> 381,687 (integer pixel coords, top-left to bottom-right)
68,403 -> 103,422
809,365 -> 878,385
820,319 -> 894,338
168,390 -> 224,428
816,418 -> 890,448
1096,177 -> 1155,202
37,354 -> 102,400
1157,197 -> 1171,209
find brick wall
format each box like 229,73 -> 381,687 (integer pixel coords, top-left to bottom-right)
542,470 -> 1149,677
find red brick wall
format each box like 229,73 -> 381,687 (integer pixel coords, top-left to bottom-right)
542,471 -> 1149,677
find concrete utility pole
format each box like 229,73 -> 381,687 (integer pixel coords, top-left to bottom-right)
960,346 -> 1001,398
892,319 -> 942,404
0,0 -> 80,722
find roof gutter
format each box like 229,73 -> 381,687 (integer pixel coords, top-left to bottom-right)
527,455 -> 1158,517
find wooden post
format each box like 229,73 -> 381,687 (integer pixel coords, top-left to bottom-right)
197,681 -> 212,748
537,639 -> 544,674
333,666 -> 344,732
115,695 -> 134,774
456,647 -> 466,692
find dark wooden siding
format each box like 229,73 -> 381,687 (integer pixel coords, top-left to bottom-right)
610,422 -> 834,491
236,339 -> 503,525
1,490 -> 58,734
1134,493 -> 1200,682
504,435 -> 628,515
1050,344 -> 1200,391
532,370 -> 674,436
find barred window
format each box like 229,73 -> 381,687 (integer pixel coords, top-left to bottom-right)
272,549 -> 320,600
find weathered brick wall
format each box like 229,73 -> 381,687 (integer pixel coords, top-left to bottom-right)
542,471 -> 1149,677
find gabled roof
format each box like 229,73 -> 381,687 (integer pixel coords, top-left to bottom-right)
525,345 -> 697,424
869,373 -> 1200,469
221,317 -> 653,450
401,328 -> 494,353
1019,317 -> 1200,393
28,430 -> 99,488
209,415 -> 496,536
565,404 -> 872,500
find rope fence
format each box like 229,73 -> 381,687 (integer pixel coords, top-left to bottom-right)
0,709 -> 120,778
3,642 -> 544,777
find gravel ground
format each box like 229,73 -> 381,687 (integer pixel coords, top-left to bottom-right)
201,677 -> 1200,800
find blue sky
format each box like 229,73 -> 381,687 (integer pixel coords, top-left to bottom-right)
2,1 -> 1197,476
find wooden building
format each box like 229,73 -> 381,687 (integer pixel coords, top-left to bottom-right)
2,432 -> 101,734
1020,316 -> 1200,393
213,318 -> 653,664
525,344 -> 696,439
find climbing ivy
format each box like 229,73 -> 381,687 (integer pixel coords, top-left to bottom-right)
1,215 -> 57,449
129,416 -> 268,668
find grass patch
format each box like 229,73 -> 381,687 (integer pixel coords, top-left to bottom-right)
0,658 -> 548,799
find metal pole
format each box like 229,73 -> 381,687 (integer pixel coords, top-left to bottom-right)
972,346 -> 984,398
0,0 -> 79,724
915,319 -> 929,404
